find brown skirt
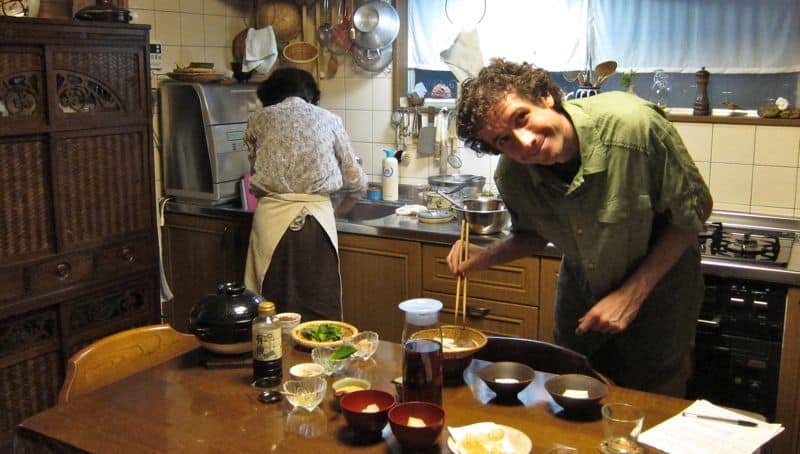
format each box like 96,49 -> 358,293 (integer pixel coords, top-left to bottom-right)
260,216 -> 341,321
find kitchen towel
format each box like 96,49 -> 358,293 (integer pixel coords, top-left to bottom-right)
439,27 -> 484,82
242,26 -> 278,74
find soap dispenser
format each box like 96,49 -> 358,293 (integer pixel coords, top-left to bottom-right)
382,148 -> 399,201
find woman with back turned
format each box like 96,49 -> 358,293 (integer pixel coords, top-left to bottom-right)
244,68 -> 367,321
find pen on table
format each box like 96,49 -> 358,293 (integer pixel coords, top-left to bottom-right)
682,412 -> 758,427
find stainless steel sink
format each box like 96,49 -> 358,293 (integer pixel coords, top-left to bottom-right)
336,201 -> 398,221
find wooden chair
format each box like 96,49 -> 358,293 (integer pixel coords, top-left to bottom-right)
59,324 -> 199,404
474,336 -> 613,385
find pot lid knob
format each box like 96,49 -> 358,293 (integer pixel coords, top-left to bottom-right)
218,282 -> 246,296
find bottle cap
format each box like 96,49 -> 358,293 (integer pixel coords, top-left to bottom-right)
384,148 -> 395,158
398,298 -> 442,326
258,301 -> 276,315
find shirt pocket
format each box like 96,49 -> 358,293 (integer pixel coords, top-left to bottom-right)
592,195 -> 654,288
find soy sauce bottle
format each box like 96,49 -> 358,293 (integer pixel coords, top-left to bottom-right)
252,301 -> 282,386
399,298 -> 444,405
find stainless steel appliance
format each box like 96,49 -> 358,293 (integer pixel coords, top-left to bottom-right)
688,211 -> 800,421
161,82 -> 260,205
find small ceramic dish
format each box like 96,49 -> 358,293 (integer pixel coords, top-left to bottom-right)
544,373 -> 609,411
289,362 -> 325,380
276,312 -> 302,335
340,389 -> 396,435
389,401 -> 445,450
332,377 -> 371,401
477,361 -> 536,402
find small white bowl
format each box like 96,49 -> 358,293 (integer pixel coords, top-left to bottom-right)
289,362 -> 325,380
276,312 -> 302,334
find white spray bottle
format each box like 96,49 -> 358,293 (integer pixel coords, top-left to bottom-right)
382,148 -> 399,201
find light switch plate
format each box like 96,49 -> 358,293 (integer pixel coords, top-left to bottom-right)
149,43 -> 162,70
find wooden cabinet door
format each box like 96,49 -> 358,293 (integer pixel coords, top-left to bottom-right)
162,213 -> 252,332
339,234 -> 421,343
776,288 -> 800,454
0,44 -> 47,135
423,290 -> 539,339
538,257 -> 560,343
422,244 -> 539,306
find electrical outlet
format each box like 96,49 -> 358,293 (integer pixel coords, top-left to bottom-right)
149,43 -> 162,71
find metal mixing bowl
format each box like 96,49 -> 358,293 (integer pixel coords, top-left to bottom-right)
453,197 -> 510,235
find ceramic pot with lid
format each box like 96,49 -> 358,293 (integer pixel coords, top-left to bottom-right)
188,282 -> 264,355
351,0 -> 400,50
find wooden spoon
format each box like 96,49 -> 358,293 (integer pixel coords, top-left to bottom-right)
594,60 -> 618,87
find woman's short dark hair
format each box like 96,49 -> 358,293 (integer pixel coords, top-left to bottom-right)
456,59 -> 563,153
257,68 -> 321,107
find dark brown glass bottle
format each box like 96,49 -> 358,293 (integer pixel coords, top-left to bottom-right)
252,301 -> 282,386
693,67 -> 710,116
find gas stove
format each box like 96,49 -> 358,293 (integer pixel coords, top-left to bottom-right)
700,211 -> 800,286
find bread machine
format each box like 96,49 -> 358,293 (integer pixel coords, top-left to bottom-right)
160,82 -> 260,204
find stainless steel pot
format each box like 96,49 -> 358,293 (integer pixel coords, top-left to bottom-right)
351,0 -> 399,49
427,174 -> 486,197
351,44 -> 393,73
453,197 -> 510,235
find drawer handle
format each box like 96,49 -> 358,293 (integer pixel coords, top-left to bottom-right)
120,247 -> 135,262
55,262 -> 71,279
467,307 -> 490,318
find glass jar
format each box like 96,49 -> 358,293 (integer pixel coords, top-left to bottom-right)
398,298 -> 444,404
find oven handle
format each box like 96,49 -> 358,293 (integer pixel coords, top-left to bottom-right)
697,316 -> 721,328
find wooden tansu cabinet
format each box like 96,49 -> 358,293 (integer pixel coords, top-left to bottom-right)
0,17 -> 159,447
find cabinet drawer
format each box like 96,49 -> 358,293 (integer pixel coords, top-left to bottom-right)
0,268 -> 24,302
423,290 -> 539,339
29,253 -> 93,293
96,238 -> 154,276
422,245 -> 539,306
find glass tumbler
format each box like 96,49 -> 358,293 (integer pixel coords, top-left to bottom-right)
600,402 -> 644,454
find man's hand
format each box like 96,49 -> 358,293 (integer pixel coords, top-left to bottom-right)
576,288 -> 644,334
446,240 -> 487,275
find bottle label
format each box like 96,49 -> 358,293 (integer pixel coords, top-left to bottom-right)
253,326 -> 282,361
383,166 -> 394,178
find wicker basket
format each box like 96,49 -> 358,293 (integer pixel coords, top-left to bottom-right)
282,41 -> 318,72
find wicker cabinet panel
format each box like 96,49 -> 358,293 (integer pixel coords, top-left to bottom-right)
47,46 -> 146,129
0,136 -> 54,263
0,45 -> 46,135
0,351 -> 62,445
51,127 -> 152,249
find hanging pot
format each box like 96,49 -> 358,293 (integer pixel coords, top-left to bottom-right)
351,44 -> 393,73
351,0 -> 400,49
188,282 -> 264,355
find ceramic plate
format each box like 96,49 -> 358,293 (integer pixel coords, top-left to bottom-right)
291,320 -> 358,349
447,422 -> 532,454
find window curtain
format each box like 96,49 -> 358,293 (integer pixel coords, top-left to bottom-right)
409,0 -> 588,71
409,0 -> 800,73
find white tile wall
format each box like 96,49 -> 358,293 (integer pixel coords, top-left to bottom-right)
134,3 -> 800,220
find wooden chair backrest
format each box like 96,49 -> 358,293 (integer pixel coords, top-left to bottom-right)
475,336 -> 613,385
59,324 -> 200,404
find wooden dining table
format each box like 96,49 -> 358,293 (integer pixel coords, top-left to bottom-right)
15,341 -> 695,453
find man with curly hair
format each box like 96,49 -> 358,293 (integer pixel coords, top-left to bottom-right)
446,59 -> 713,396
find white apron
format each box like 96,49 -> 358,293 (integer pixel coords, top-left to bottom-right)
244,193 -> 339,303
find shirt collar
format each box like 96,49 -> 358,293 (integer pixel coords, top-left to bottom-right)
562,102 -> 608,175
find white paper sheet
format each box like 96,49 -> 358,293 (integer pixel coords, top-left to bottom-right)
638,400 -> 783,454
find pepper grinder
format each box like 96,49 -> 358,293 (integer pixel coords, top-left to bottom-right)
693,67 -> 710,116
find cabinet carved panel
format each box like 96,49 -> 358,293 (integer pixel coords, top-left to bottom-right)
0,45 -> 46,133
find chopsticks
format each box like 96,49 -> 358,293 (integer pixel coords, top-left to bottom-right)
453,219 -> 469,325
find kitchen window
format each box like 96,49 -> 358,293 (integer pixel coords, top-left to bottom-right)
403,0 -> 800,110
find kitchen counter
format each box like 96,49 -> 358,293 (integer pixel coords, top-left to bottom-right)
165,200 -> 800,285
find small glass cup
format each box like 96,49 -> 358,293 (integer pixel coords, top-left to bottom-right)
345,331 -> 380,361
600,402 -> 644,454
311,346 -> 349,376
282,376 -> 327,412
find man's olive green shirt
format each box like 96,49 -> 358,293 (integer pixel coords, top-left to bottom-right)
495,91 -> 711,300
